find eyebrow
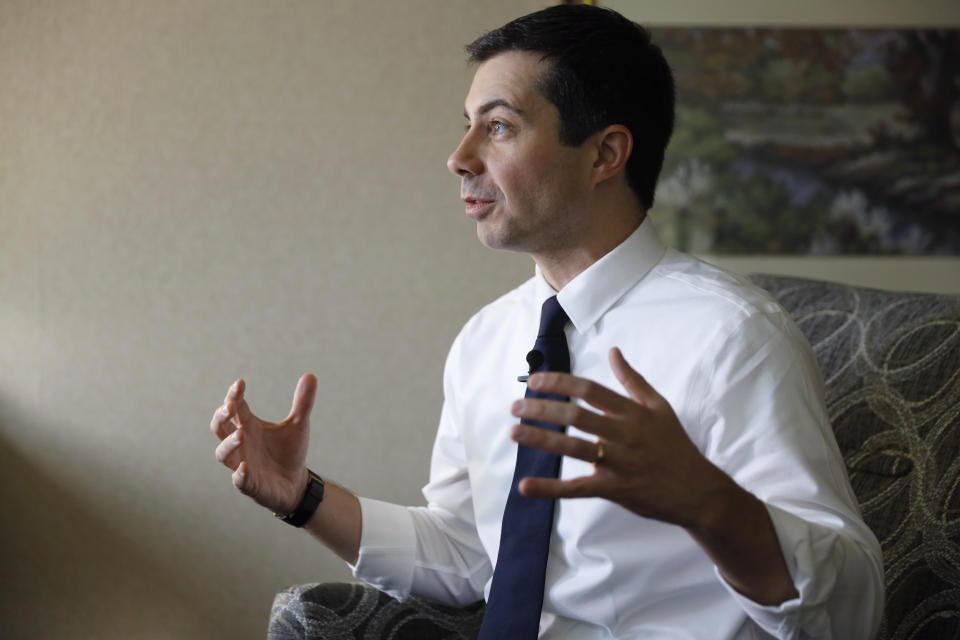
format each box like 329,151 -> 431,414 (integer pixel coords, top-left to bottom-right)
464,98 -> 525,120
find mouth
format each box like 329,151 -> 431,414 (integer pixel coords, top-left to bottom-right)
463,196 -> 496,219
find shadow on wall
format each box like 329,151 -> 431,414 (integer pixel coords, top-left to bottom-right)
0,420 -> 223,639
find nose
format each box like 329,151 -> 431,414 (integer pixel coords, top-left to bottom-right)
447,129 -> 483,177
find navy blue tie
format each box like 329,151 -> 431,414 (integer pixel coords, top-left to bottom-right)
479,295 -> 570,639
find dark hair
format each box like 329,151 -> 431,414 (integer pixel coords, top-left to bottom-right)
467,5 -> 675,210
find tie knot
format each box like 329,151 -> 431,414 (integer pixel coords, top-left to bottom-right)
538,296 -> 569,338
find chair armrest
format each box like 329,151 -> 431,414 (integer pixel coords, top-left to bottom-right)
268,581 -> 484,640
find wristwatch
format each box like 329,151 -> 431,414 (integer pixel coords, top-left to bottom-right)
274,469 -> 325,527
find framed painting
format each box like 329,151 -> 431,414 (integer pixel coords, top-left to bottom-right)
648,28 -> 960,255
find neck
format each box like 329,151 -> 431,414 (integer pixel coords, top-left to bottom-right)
534,192 -> 646,291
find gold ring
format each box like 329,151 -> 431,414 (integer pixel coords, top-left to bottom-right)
592,441 -> 605,466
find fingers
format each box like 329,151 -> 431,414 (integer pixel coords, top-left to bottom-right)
211,379 -> 245,439
215,428 -> 243,471
223,378 -> 245,406
211,378 -> 264,440
608,347 -> 661,407
234,395 -> 255,426
512,397 -> 620,440
232,460 -> 250,494
512,424 -> 605,465
225,378 -> 258,425
210,402 -> 236,440
527,371 -> 632,415
526,349 -> 664,413
511,424 -> 605,499
288,373 -> 318,423
519,475 -> 598,500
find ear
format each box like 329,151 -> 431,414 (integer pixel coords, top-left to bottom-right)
591,125 -> 633,185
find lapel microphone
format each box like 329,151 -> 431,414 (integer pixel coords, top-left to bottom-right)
517,349 -> 544,382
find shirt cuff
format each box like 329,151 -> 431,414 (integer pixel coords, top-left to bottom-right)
349,497 -> 417,602
714,503 -> 835,638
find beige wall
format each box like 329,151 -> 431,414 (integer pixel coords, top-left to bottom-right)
1,1 -> 957,638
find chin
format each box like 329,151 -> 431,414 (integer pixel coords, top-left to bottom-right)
476,225 -> 521,252
474,212 -> 542,253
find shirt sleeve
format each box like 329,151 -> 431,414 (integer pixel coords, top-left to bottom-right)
349,497 -> 417,601
351,330 -> 492,606
716,504 -> 884,639
697,310 -> 885,639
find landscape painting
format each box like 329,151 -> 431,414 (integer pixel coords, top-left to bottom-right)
649,28 -> 960,254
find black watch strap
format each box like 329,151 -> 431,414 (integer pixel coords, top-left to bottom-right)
275,469 -> 325,527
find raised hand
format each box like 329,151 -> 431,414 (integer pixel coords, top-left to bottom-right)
509,347 -> 730,527
210,374 -> 318,514
509,346 -> 796,605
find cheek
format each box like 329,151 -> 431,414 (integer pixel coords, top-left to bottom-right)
491,159 -> 536,203
491,147 -> 579,210
510,152 -> 560,195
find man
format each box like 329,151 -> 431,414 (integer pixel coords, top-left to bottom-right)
211,5 -> 884,638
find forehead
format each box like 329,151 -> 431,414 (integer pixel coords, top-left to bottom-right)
464,50 -> 551,115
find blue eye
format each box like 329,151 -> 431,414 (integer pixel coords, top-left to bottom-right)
491,120 -> 508,134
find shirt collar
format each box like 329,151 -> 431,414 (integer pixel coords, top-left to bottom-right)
534,217 -> 666,335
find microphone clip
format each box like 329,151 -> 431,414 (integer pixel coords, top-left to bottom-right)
517,349 -> 544,383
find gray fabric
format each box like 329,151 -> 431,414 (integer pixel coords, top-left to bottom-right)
268,274 -> 960,640
749,275 -> 960,640
268,582 -> 483,640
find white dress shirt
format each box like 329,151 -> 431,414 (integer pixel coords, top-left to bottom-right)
351,219 -> 884,639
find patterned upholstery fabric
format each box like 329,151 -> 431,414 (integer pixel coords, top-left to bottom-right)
268,274 -> 960,640
749,275 -> 960,639
268,582 -> 483,640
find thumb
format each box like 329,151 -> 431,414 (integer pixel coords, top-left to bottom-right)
608,347 -> 660,406
288,373 -> 318,423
